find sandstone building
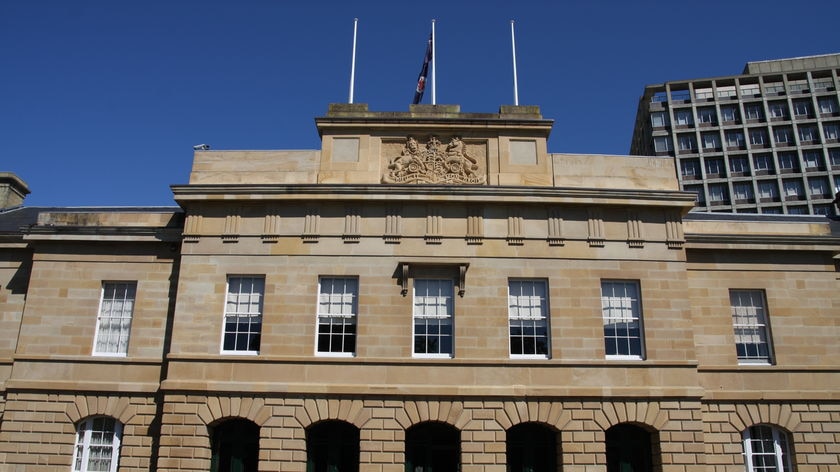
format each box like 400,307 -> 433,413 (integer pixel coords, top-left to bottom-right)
0,104 -> 838,472
630,53 -> 840,216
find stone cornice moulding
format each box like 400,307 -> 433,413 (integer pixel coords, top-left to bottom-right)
171,184 -> 698,208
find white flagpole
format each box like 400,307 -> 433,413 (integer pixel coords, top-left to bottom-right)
511,20 -> 519,106
431,19 -> 436,105
349,18 -> 358,103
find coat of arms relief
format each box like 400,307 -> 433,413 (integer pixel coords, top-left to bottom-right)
382,136 -> 486,184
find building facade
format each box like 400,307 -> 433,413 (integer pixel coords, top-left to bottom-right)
0,105 -> 839,472
630,53 -> 840,216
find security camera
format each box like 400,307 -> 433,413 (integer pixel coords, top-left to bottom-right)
193,144 -> 210,151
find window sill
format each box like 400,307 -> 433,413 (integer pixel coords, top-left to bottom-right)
606,355 -> 644,361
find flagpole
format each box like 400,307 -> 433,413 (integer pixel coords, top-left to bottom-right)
431,19 -> 436,105
511,20 -> 519,106
349,18 -> 358,104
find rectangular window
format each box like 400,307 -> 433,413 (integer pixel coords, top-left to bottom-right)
705,158 -> 725,176
702,133 -> 721,150
823,123 -> 840,141
797,125 -> 819,143
783,179 -> 804,198
680,159 -> 700,179
697,107 -> 717,124
802,150 -> 824,169
758,181 -> 779,200
508,279 -> 550,358
653,136 -> 671,153
730,289 -> 773,364
694,88 -> 713,100
829,148 -> 840,167
94,282 -> 136,356
764,83 -> 785,95
601,280 -> 644,359
744,103 -> 764,120
773,127 -> 793,145
684,184 -> 705,205
413,279 -> 454,357
708,183 -> 728,203
674,109 -> 693,126
678,134 -> 696,151
808,177 -> 830,198
222,276 -> 264,354
717,86 -> 736,99
792,99 -> 813,117
733,182 -> 754,202
753,154 -> 774,174
725,131 -> 745,148
818,96 -> 839,114
768,102 -> 788,119
749,128 -> 768,146
778,152 -> 799,172
316,277 -> 358,356
739,84 -> 760,97
650,112 -> 668,128
729,155 -> 750,175
720,105 -> 738,122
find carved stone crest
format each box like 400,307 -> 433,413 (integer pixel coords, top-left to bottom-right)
383,136 -> 486,184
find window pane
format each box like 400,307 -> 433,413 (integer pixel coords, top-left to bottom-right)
508,280 -> 550,357
317,277 -> 358,354
601,281 -> 643,358
730,290 -> 772,364
73,417 -> 122,472
413,279 -> 454,356
94,282 -> 136,355
223,276 -> 264,353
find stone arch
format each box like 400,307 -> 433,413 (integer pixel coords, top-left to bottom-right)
196,396 -> 271,427
292,397 -> 367,429
594,401 -> 667,431
729,403 -> 801,433
394,400 -> 469,430
495,400 -> 570,431
64,395 -> 137,426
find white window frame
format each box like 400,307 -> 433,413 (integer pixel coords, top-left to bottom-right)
808,177 -> 829,197
773,127 -> 793,145
93,282 -> 136,357
72,416 -> 122,472
753,154 -> 773,173
823,123 -> 840,140
221,276 -> 264,355
601,280 -> 644,360
783,179 -> 804,198
730,289 -> 773,364
768,102 -> 788,118
792,99 -> 812,117
702,133 -> 720,150
742,425 -> 793,472
680,160 -> 700,178
778,153 -> 798,171
412,279 -> 454,358
797,125 -> 818,142
316,277 -> 358,357
729,156 -> 749,174
508,279 -> 550,359
678,135 -> 696,151
802,150 -> 823,169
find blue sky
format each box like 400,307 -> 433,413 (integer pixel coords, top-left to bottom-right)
3,0 -> 839,207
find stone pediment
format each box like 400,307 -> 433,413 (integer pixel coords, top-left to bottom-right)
382,136 -> 486,184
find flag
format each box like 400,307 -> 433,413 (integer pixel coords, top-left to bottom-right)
413,33 -> 432,104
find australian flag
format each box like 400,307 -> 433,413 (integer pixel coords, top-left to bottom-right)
413,34 -> 432,104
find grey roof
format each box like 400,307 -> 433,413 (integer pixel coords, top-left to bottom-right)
0,206 -> 182,233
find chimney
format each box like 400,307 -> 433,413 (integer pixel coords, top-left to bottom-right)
0,172 -> 31,210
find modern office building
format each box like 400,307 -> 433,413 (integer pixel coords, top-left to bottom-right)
630,53 -> 840,215
0,104 -> 838,472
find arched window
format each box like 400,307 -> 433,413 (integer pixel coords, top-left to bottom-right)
210,418 -> 260,472
405,422 -> 460,472
506,422 -> 558,472
743,425 -> 793,472
605,423 -> 654,472
72,416 -> 122,472
307,420 -> 360,472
